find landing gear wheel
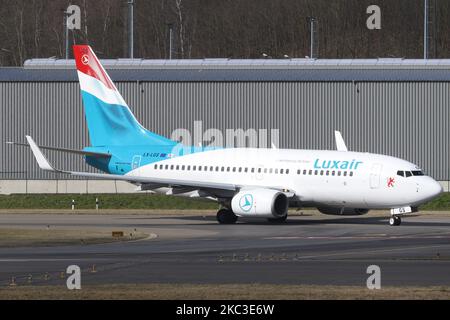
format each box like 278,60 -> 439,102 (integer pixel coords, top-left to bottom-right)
216,208 -> 238,224
389,216 -> 401,226
267,215 -> 288,223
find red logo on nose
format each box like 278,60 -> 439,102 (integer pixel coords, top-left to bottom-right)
387,177 -> 395,187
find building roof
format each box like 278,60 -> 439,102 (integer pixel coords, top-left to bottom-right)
0,58 -> 450,82
22,58 -> 450,69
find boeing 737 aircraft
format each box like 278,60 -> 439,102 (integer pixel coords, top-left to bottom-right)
17,45 -> 443,226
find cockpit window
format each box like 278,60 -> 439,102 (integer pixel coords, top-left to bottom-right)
398,170 -> 425,177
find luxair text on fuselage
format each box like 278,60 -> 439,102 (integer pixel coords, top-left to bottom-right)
313,159 -> 363,170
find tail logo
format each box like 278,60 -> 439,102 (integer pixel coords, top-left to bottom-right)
81,54 -> 89,65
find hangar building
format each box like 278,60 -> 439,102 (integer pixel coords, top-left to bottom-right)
0,58 -> 449,194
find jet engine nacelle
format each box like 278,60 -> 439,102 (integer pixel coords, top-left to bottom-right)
231,189 -> 288,218
317,207 -> 369,216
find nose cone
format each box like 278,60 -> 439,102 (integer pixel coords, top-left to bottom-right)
423,178 -> 443,202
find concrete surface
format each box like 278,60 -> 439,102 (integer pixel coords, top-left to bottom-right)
0,211 -> 450,288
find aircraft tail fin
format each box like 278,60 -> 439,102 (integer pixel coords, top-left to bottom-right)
73,45 -> 175,147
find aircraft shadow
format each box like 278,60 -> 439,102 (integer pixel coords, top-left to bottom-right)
123,214 -> 450,227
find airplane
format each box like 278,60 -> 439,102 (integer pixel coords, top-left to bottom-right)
15,45 -> 443,226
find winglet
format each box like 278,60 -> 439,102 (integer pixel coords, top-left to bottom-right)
26,135 -> 55,171
334,131 -> 348,152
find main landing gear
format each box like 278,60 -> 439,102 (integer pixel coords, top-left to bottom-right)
389,215 -> 401,226
216,208 -> 238,224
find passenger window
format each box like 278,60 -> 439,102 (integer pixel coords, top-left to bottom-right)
275,169 -> 278,174
239,167 -> 242,172
258,168 -> 262,173
165,165 -> 169,170
154,164 -> 157,169
170,165 -> 174,170
269,168 -> 273,174
221,167 -> 225,172
198,166 -> 202,171
280,169 -> 284,174
332,171 -> 335,176
297,169 -> 301,175
181,165 -> 185,170
314,170 -> 318,175
244,168 -> 248,173
210,166 -> 213,171
326,170 -> 329,176
405,171 -> 412,177
232,167 -> 236,172
349,171 -> 353,176
303,170 -> 307,175
193,166 -> 196,171
397,170 -> 404,177
227,167 -> 230,172
286,169 -> 289,174
343,171 -> 347,176
320,170 -> 324,175
309,170 -> 313,175
176,165 -> 179,170
251,168 -> 255,173
159,165 -> 163,169
337,171 -> 341,176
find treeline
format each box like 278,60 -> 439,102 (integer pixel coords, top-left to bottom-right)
0,0 -> 449,66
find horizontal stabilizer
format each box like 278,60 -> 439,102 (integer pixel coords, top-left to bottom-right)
6,141 -> 111,158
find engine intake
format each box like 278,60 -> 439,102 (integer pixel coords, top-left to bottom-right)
231,189 -> 288,218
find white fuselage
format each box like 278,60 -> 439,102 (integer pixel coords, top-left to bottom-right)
127,148 -> 442,209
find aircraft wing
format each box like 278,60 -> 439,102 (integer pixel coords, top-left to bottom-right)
26,135 -> 296,198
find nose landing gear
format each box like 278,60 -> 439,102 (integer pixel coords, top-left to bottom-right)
389,206 -> 415,226
389,215 -> 401,226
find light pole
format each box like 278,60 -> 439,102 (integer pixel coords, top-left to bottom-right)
424,0 -> 428,59
168,23 -> 174,59
63,10 -> 70,59
307,17 -> 317,59
128,0 -> 134,58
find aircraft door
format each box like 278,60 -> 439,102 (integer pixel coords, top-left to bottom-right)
132,155 -> 142,170
369,163 -> 382,189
